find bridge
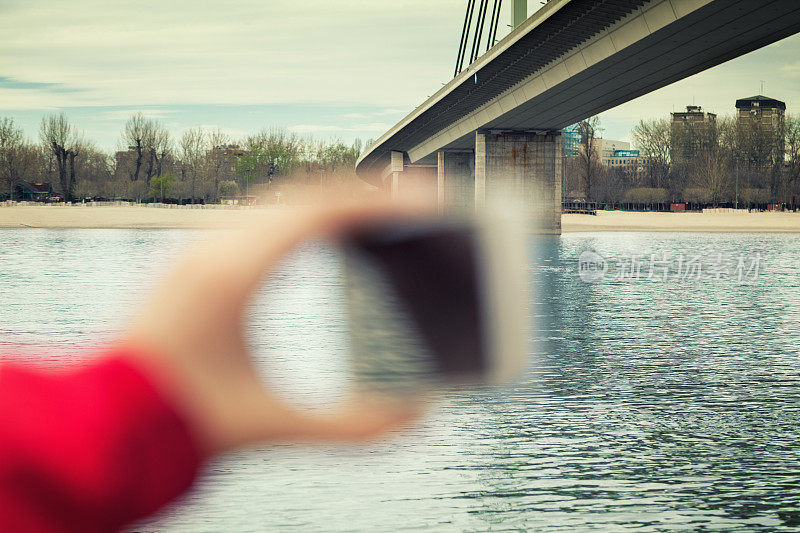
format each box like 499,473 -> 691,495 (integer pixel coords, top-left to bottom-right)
355,0 -> 800,232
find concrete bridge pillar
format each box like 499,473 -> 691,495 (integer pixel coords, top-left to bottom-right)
389,150 -> 404,198
474,130 -> 562,234
436,151 -> 474,213
386,150 -> 438,202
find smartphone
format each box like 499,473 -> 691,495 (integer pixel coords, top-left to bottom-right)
341,213 -> 529,393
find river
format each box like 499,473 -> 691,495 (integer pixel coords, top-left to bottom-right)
1,229 -> 799,532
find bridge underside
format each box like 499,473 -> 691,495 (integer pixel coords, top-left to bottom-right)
391,130 -> 563,233
357,0 -> 800,233
410,0 -> 800,162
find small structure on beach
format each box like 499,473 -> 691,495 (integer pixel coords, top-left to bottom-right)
220,195 -> 258,206
13,182 -> 53,202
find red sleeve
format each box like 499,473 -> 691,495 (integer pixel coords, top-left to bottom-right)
0,348 -> 205,533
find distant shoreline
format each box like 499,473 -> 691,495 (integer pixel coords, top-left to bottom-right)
562,210 -> 800,233
0,204 -> 271,230
2,204 -> 800,233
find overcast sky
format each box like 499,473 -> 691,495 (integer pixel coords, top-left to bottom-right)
2,0 -> 799,150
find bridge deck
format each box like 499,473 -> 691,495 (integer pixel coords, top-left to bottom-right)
356,0 -> 800,183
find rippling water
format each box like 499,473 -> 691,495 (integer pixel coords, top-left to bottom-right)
1,229 -> 800,532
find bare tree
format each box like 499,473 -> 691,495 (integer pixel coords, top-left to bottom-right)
577,116 -> 602,201
123,113 -> 146,183
206,128 -> 230,202
40,113 -> 80,202
4,114 -> 388,203
144,122 -> 170,184
692,150 -> 729,206
240,128 -> 304,189
785,115 -> 800,207
122,113 -> 171,188
72,141 -> 113,200
0,118 -> 34,199
594,166 -> 627,203
736,112 -> 783,197
632,118 -> 671,189
179,127 -> 207,202
670,116 -> 717,166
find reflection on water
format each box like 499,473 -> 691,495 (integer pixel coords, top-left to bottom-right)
1,229 -> 800,531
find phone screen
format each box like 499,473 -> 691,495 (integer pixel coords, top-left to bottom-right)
343,221 -> 488,390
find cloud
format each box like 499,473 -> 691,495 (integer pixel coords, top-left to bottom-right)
0,76 -> 82,94
1,0 -> 798,149
0,0 -> 466,110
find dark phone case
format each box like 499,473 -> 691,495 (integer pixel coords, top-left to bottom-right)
343,222 -> 487,391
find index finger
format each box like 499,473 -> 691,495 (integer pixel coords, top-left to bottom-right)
176,197 -> 435,307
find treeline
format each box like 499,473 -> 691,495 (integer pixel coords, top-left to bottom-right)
0,113 -> 371,203
565,114 -> 800,207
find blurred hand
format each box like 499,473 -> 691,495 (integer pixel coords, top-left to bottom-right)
122,201 -> 429,456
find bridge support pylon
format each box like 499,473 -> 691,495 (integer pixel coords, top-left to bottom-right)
436,151 -> 475,213
474,130 -> 562,234
385,150 -> 438,202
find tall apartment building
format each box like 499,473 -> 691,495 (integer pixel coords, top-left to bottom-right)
736,95 -> 786,128
670,105 -> 717,164
671,105 -> 717,125
211,144 -> 247,173
735,95 -> 786,164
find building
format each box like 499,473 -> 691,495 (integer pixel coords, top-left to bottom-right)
671,104 -> 717,126
211,144 -> 247,174
670,105 -> 717,163
597,139 -> 630,160
114,148 -> 137,181
735,95 -> 786,164
13,182 -> 53,201
561,125 -> 628,160
567,135 -> 631,162
605,149 -> 641,170
563,124 -> 580,157
736,95 -> 786,128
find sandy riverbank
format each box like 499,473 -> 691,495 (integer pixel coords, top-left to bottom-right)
2,204 -> 800,232
0,204 -> 269,229
562,210 -> 800,233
